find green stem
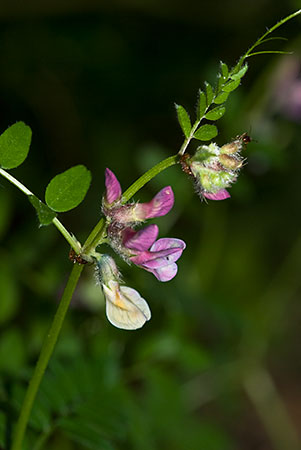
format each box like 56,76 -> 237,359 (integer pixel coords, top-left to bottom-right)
242,9 -> 301,60
0,168 -> 81,253
122,155 -> 179,202
11,264 -> 84,450
178,120 -> 201,156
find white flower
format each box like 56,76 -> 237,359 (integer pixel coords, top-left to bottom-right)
102,280 -> 151,330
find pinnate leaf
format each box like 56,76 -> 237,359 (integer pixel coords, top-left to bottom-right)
175,104 -> 191,138
194,124 -> 218,141
28,195 -> 57,226
205,105 -> 226,121
0,122 -> 32,169
45,165 -> 91,212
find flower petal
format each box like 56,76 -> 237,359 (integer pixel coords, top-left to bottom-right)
131,247 -> 182,269
105,168 -> 122,204
150,237 -> 186,252
147,263 -> 178,282
123,224 -> 159,251
134,186 -> 174,220
203,189 -> 230,201
103,280 -> 151,330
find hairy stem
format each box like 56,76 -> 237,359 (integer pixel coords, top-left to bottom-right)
11,264 -> 84,450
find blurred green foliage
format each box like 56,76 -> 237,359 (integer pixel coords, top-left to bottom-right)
0,1 -> 301,449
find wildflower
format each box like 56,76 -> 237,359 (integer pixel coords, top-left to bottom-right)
123,224 -> 186,282
103,168 -> 174,224
181,135 -> 249,200
96,254 -> 151,330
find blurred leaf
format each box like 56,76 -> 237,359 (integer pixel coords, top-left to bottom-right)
58,418 -> 115,450
0,328 -> 25,373
231,63 -> 248,80
197,90 -> 207,118
0,412 -> 4,448
0,260 -> 19,325
222,79 -> 241,93
175,104 -> 191,138
214,91 -> 229,104
0,189 -> 12,239
45,165 -> 91,212
205,106 -> 226,121
205,82 -> 213,106
28,195 -> 57,226
194,124 -> 218,141
0,122 -> 32,169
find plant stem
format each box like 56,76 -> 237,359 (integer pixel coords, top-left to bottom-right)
11,264 -> 84,450
0,168 -> 33,196
0,168 -> 80,253
122,155 -> 179,202
242,9 -> 301,61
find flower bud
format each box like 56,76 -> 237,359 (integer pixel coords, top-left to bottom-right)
220,133 -> 251,154
95,254 -> 121,286
219,154 -> 243,170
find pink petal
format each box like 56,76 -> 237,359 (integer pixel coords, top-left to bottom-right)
148,263 -> 178,282
203,189 -> 230,201
134,186 -> 174,220
105,168 -> 122,204
123,224 -> 159,252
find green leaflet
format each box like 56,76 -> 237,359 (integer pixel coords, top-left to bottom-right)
230,64 -> 248,81
220,61 -> 229,79
214,91 -> 229,104
175,104 -> 192,138
45,165 -> 92,212
0,122 -> 32,169
197,90 -> 207,119
205,106 -> 226,121
222,79 -> 241,93
28,195 -> 57,226
194,124 -> 218,141
205,82 -> 213,106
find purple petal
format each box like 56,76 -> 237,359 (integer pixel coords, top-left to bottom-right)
105,168 -> 122,204
134,186 -> 174,220
203,189 -> 230,201
123,224 -> 159,251
147,263 -> 178,282
130,247 -> 181,268
150,238 -> 186,253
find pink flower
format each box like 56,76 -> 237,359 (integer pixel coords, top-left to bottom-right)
203,189 -> 230,201
103,168 -> 174,223
123,224 -> 186,282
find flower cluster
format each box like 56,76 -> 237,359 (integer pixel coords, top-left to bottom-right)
181,133 -> 250,200
97,168 -> 185,330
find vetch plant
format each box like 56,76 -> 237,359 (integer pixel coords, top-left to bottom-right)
0,10 -> 299,450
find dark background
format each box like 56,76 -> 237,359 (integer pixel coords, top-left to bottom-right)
0,1 -> 301,449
